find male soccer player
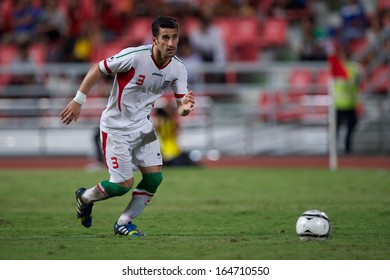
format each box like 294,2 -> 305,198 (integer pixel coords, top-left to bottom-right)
60,16 -> 195,236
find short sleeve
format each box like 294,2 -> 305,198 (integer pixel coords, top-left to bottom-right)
99,48 -> 135,75
170,63 -> 189,101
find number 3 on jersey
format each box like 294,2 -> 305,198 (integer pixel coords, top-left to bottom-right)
111,156 -> 119,169
136,75 -> 145,86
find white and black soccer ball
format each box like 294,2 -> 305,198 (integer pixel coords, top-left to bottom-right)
296,209 -> 331,241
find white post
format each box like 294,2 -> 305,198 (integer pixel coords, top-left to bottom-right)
328,79 -> 338,171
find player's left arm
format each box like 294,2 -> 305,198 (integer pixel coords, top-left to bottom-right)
177,90 -> 194,116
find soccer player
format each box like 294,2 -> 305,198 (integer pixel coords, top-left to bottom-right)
60,16 -> 195,236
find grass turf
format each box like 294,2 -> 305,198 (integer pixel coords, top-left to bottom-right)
0,167 -> 389,260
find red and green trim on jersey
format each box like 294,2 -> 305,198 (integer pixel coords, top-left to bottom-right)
116,68 -> 136,111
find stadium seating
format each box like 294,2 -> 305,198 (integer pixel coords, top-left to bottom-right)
214,17 -> 260,61
377,0 -> 390,10
314,68 -> 332,98
183,16 -> 260,62
287,68 -> 313,100
120,17 -> 153,46
91,41 -> 127,62
258,17 -> 288,48
366,64 -> 389,94
347,37 -> 368,55
0,43 -> 47,87
258,90 -> 303,122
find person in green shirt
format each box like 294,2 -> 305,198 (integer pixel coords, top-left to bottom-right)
333,49 -> 361,154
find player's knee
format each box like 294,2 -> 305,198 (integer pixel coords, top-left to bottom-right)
138,172 -> 163,193
100,180 -> 131,197
118,178 -> 134,188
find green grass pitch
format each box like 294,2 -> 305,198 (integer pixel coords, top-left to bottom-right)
0,166 -> 389,260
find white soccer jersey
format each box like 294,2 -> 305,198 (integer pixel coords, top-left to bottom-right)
98,44 -> 188,134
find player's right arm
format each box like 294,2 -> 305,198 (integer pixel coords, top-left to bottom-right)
60,63 -> 102,125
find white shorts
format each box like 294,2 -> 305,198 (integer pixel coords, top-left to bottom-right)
101,122 -> 163,183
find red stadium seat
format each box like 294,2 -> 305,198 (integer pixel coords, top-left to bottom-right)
214,17 -> 260,61
91,41 -> 127,62
377,0 -> 390,10
0,44 -> 17,65
0,44 -> 46,86
182,17 -> 199,37
121,17 -> 153,46
369,64 -> 389,94
348,37 -> 368,55
314,69 -> 330,94
29,43 -> 47,65
183,17 -> 260,61
259,17 -> 287,48
288,68 -> 313,98
258,90 -> 303,122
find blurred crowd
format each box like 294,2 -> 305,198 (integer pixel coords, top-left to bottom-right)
1,0 -> 389,160
0,0 -> 388,65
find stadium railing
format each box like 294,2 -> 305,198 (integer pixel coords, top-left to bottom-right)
0,61 -> 388,157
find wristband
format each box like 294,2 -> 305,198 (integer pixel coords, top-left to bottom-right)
73,90 -> 87,105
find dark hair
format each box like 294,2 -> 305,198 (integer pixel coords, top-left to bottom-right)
151,16 -> 178,37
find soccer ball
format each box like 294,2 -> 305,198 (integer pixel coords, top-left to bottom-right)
296,209 -> 331,241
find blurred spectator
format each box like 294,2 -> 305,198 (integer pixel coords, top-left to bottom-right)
177,36 -> 203,86
298,17 -> 327,61
268,0 -> 289,18
365,13 -> 383,49
63,0 -> 89,62
72,22 -> 98,62
188,9 -> 226,64
37,0 -> 68,43
5,40 -> 48,100
94,0 -> 125,42
380,7 -> 390,28
234,0 -> 257,16
339,0 -> 368,48
328,43 -> 362,154
188,8 -> 226,82
0,1 -> 12,42
153,101 -> 198,167
5,0 -> 42,44
8,40 -> 40,86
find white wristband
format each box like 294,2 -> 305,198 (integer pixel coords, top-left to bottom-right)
73,90 -> 87,105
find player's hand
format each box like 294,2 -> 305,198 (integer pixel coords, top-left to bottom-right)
181,91 -> 195,113
60,100 -> 82,125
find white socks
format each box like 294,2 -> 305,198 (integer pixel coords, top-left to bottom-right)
83,183 -> 109,203
117,189 -> 154,225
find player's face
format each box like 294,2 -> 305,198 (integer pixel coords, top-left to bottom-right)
153,28 -> 179,59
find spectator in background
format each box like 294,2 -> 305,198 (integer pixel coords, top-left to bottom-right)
63,0 -> 89,62
188,8 -> 226,82
153,100 -> 198,167
298,17 -> 327,61
339,0 -> 368,48
177,36 -> 202,86
37,0 -> 68,43
6,0 -> 42,43
8,40 -> 40,86
5,39 -> 48,100
328,42 -> 361,154
0,1 -> 12,42
189,9 -> 226,64
72,22 -> 95,62
95,0 -> 125,42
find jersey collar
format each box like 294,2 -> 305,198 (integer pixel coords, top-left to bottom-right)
150,44 -> 172,70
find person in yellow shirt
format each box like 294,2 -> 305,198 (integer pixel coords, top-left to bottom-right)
332,47 -> 361,154
153,104 -> 198,166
